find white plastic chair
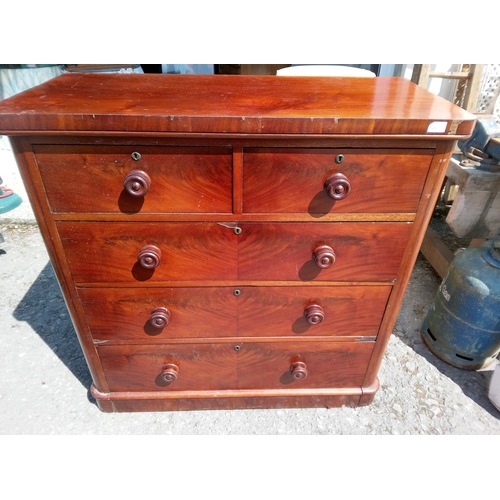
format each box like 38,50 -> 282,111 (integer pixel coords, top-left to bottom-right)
277,65 -> 376,77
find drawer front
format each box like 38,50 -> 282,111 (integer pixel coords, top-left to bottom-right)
237,222 -> 412,281
242,148 -> 432,214
78,285 -> 390,341
97,341 -> 375,392
57,222 -> 238,283
34,145 -> 233,214
58,221 -> 411,283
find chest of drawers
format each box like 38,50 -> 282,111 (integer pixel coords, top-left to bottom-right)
0,74 -> 475,412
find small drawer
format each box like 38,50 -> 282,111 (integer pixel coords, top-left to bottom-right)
237,222 -> 413,281
57,221 -> 239,283
242,148 -> 433,214
34,145 -> 233,214
97,341 -> 375,392
78,285 -> 390,341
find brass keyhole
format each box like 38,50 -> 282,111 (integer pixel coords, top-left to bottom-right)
131,152 -> 142,161
234,345 -> 241,351
335,154 -> 344,164
234,227 -> 242,235
233,289 -> 241,296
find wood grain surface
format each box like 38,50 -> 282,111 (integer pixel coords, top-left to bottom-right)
56,221 -> 238,282
243,148 -> 433,214
235,286 -> 390,338
57,221 -> 412,283
34,145 -> 233,214
97,341 -> 375,392
78,284 -> 391,341
237,222 -> 413,281
0,74 -> 476,136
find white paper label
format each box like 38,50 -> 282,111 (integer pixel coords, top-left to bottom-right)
427,121 -> 447,133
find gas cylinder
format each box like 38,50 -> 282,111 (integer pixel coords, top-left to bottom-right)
421,235 -> 500,370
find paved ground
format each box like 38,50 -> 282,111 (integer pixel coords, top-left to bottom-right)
1,142 -> 500,435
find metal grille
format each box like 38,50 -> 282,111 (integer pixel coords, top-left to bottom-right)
476,64 -> 500,122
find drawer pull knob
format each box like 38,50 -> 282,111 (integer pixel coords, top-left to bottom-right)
313,245 -> 336,269
138,245 -> 162,269
304,304 -> 325,325
324,173 -> 352,200
150,307 -> 171,328
290,361 -> 308,380
161,363 -> 179,383
124,170 -> 151,197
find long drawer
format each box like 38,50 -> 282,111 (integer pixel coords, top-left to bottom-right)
33,145 -> 233,214
57,221 -> 412,283
78,285 -> 391,341
97,341 -> 375,392
243,148 -> 432,214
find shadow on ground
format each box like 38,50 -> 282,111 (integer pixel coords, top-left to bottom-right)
13,261 -> 94,398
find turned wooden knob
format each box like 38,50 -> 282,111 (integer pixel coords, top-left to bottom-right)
290,361 -> 308,380
324,173 -> 352,200
150,307 -> 171,329
313,245 -> 336,269
124,170 -> 151,197
138,245 -> 162,269
161,363 -> 179,383
304,304 -> 325,325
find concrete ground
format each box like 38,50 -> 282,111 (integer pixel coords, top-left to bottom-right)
1,143 -> 500,435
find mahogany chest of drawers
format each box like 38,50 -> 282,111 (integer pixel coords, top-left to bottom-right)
0,74 -> 475,412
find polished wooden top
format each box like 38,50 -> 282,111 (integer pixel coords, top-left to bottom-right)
0,73 -> 476,137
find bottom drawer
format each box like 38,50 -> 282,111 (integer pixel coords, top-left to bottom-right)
97,341 -> 375,392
